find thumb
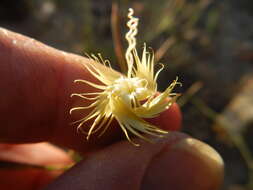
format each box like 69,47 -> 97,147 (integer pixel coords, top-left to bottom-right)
44,132 -> 224,190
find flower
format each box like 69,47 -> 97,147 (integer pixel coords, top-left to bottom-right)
70,8 -> 181,146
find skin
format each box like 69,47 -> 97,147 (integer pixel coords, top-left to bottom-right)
0,28 -> 224,190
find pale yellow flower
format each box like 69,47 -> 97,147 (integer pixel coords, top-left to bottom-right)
70,8 -> 181,146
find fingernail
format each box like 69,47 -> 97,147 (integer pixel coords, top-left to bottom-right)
141,138 -> 224,190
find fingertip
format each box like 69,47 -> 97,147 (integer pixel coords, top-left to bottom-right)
147,103 -> 182,131
141,137 -> 224,190
164,102 -> 182,130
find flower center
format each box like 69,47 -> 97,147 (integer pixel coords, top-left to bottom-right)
106,76 -> 150,106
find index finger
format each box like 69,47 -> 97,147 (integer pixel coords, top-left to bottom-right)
0,28 -> 181,152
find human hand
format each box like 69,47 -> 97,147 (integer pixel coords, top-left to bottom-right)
0,28 -> 224,190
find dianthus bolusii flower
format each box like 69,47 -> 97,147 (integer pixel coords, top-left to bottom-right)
70,8 -> 181,146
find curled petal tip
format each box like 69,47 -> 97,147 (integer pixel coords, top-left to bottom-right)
73,79 -> 80,83
132,142 -> 140,147
86,135 -> 91,141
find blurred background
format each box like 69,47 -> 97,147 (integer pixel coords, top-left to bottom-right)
1,0 -> 253,189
